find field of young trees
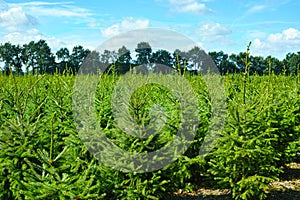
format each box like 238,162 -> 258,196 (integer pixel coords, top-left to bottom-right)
0,41 -> 299,199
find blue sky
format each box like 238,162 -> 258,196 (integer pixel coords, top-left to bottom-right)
0,0 -> 300,59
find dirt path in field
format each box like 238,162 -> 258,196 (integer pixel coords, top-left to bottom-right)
170,162 -> 300,200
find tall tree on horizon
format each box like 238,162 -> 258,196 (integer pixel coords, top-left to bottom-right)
151,49 -> 173,74
283,52 -> 300,75
69,45 -> 91,73
0,42 -> 14,75
115,46 -> 131,74
56,47 -> 70,73
209,51 -> 238,75
135,42 -> 152,66
0,42 -> 24,75
22,40 -> 55,75
35,40 -> 55,74
187,46 -> 216,74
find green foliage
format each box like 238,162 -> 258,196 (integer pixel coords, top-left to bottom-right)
0,63 -> 299,199
92,71 -> 211,194
0,73 -> 108,199
2,39 -> 300,76
208,44 -> 300,199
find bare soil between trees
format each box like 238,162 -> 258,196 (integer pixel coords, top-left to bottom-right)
169,159 -> 300,200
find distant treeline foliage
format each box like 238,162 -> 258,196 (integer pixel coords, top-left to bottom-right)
0,39 -> 299,75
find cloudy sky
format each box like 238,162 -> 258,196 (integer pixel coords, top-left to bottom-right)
0,0 -> 299,59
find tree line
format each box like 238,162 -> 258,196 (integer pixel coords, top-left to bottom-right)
0,39 -> 299,75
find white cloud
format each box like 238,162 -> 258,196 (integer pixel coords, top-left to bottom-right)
243,0 -> 291,18
246,5 -> 267,15
0,1 -> 98,52
99,28 -> 204,55
10,1 -> 74,7
101,17 -> 150,38
0,7 -> 37,31
0,1 -> 95,33
26,6 -> 91,18
10,2 -> 92,18
121,18 -> 149,30
102,24 -> 120,38
240,3 -> 269,20
1,29 -> 66,51
252,28 -> 300,58
169,0 -> 194,5
169,0 -> 213,14
283,28 -> 300,40
5,1 -> 93,23
196,21 -> 232,43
